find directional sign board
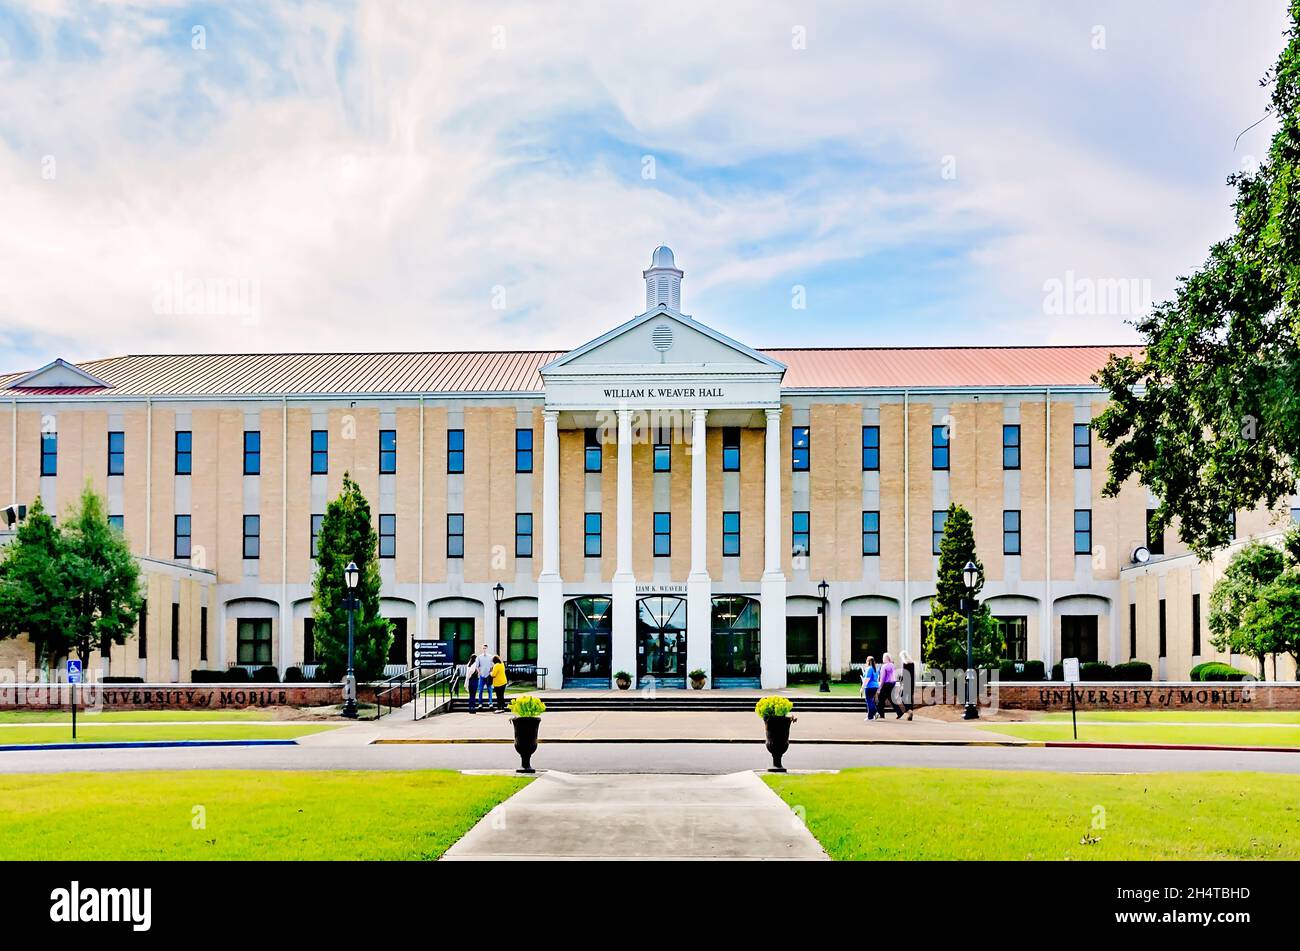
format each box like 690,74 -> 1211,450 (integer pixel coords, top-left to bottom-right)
1062,657 -> 1081,684
412,640 -> 452,666
66,659 -> 82,684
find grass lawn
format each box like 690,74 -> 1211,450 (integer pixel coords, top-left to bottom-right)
764,768 -> 1300,860
0,770 -> 531,859
1040,710 -> 1300,724
788,682 -> 862,696
0,723 -> 340,744
0,710 -> 287,724
985,722 -> 1300,747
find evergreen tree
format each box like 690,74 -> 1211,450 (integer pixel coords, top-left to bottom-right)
923,502 -> 1000,669
1208,539 -> 1286,677
0,497 -> 73,667
311,473 -> 392,680
61,486 -> 143,662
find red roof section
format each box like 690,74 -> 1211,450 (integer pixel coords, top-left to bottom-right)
0,345 -> 1140,396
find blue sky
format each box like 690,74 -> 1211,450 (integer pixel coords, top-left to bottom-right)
0,1 -> 1287,366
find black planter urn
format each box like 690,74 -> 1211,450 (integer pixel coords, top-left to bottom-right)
764,715 -> 793,772
511,716 -> 540,773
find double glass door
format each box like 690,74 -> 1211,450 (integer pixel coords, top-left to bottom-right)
636,596 -> 686,682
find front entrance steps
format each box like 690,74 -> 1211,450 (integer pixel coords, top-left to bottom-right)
448,692 -> 866,713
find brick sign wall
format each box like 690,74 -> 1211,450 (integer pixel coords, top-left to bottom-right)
993,682 -> 1300,712
0,683 -> 397,711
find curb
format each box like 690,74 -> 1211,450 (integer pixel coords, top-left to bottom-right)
372,737 -> 1038,747
1044,741 -> 1300,754
0,739 -> 301,752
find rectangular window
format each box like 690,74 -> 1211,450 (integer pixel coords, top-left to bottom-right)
1073,423 -> 1091,469
381,429 -> 398,474
861,510 -> 881,556
170,602 -> 180,661
850,616 -> 888,664
507,618 -> 539,664
449,428 -> 465,472
653,429 -> 671,472
175,430 -> 193,475
786,617 -> 819,665
931,425 -> 949,470
40,432 -> 57,476
446,514 -> 464,558
242,515 -> 260,559
1073,509 -> 1092,555
515,513 -> 533,558
584,428 -> 602,472
1158,599 -> 1167,658
200,606 -> 208,662
791,426 -> 810,471
653,512 -> 671,556
108,514 -> 124,533
138,599 -> 147,658
1002,424 -> 1020,470
1003,509 -> 1021,555
932,510 -> 948,555
174,514 -> 191,560
996,616 -> 1029,661
243,431 -> 260,475
237,618 -> 272,666
722,427 -> 740,472
310,514 -> 324,559
379,514 -> 396,559
107,431 -> 125,475
584,513 -> 602,557
515,428 -> 533,473
311,430 -> 328,475
387,617 -> 408,665
1129,603 -> 1137,660
792,510 -> 810,557
1061,615 -> 1099,663
1146,508 -> 1164,555
861,425 -> 880,471
722,511 -> 740,556
302,617 -> 314,666
1192,593 -> 1201,656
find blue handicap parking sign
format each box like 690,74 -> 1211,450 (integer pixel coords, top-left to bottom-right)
66,659 -> 82,684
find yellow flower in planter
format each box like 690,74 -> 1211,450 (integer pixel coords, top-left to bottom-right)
508,695 -> 546,718
755,696 -> 793,719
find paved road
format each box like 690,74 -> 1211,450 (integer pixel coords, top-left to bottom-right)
442,771 -> 828,861
0,741 -> 1296,774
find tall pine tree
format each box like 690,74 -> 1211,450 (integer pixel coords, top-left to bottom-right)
311,473 -> 392,680
924,502 -> 1001,669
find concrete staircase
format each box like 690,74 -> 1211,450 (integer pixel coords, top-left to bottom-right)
449,693 -> 867,713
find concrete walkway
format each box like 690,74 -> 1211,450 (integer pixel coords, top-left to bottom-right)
441,770 -> 829,861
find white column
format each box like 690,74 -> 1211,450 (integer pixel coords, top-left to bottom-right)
760,407 -> 787,688
537,410 -> 564,688
611,409 -> 636,685
687,409 -> 712,685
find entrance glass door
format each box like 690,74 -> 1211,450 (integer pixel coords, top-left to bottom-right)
438,617 -> 475,665
636,596 -> 686,684
711,595 -> 761,684
563,597 -> 612,682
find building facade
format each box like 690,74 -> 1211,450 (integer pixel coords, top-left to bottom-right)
2,247 -> 1293,686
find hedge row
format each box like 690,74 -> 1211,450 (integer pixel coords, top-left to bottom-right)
189,667 -> 321,684
1049,660 -> 1153,682
1189,662 -> 1254,682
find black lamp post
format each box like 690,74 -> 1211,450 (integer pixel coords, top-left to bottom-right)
492,582 -> 505,654
962,559 -> 979,720
817,578 -> 830,693
342,560 -> 359,719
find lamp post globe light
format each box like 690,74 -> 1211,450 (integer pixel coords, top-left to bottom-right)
342,560 -> 360,720
817,578 -> 830,693
493,582 -> 505,655
961,559 -> 979,720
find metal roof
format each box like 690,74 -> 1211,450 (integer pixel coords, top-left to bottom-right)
0,345 -> 1140,398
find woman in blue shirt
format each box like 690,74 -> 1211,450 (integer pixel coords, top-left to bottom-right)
860,657 -> 881,721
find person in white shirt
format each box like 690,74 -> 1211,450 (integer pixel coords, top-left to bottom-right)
475,646 -> 494,708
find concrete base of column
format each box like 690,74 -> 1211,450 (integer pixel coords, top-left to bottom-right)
760,573 -> 787,689
612,575 -> 637,687
687,574 -> 712,687
537,574 -> 564,690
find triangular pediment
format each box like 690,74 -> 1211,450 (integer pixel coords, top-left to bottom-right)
541,309 -> 785,375
8,358 -> 112,389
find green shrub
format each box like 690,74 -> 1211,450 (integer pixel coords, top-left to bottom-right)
1191,662 -> 1253,681
614,670 -> 632,680
223,667 -> 251,683
1113,660 -> 1153,681
1051,662 -> 1064,681
999,659 -> 1046,681
283,666 -> 307,683
508,695 -> 546,717
688,669 -> 706,680
101,676 -> 143,684
189,669 -> 224,683
252,666 -> 280,683
1080,661 -> 1114,681
755,695 -> 794,719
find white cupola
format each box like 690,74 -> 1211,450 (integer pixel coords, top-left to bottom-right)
642,244 -> 683,311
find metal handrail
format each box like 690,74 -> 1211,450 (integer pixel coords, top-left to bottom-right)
413,664 -> 456,720
374,668 -> 414,719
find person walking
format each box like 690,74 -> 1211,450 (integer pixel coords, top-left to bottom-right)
490,654 -> 507,712
475,645 -> 494,710
465,656 -> 480,714
900,649 -> 916,721
878,652 -> 904,720
860,656 -> 880,721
